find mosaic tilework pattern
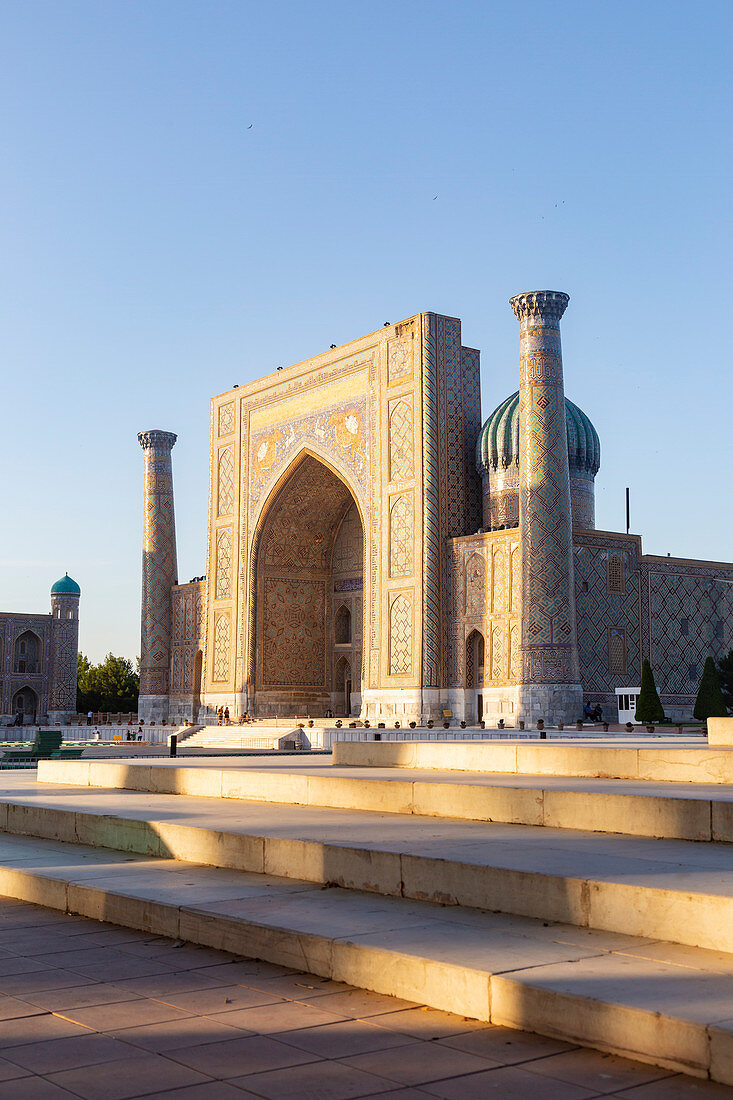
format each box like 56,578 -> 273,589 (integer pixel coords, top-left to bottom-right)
48,590 -> 79,714
218,401 -> 235,437
420,314 -> 441,688
465,553 -> 486,617
387,336 -> 412,385
215,527 -> 232,600
389,494 -> 413,578
646,566 -> 733,696
217,446 -> 235,517
138,431 -> 178,697
512,292 -> 579,685
212,611 -> 230,683
389,593 -> 412,675
169,581 -> 206,699
262,578 -> 325,687
389,401 -> 413,482
574,535 -> 641,700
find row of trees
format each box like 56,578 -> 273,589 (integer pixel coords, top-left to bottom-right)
636,651 -> 733,723
77,654 -> 139,714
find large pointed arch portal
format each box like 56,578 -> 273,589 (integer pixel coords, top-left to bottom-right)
252,454 -> 364,716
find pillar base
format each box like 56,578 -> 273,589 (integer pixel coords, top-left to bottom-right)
517,683 -> 583,726
138,695 -> 170,724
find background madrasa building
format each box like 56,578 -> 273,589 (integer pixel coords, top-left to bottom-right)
137,291 -> 733,727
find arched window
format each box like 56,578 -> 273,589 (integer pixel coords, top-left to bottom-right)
466,630 -> 485,688
14,631 -> 41,675
335,605 -> 351,645
607,553 -> 624,594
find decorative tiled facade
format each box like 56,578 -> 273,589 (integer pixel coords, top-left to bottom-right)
0,580 -> 80,724
144,296 -> 732,725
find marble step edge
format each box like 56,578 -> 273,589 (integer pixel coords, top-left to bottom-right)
36,759 -> 733,843
0,851 -> 731,1086
332,740 -> 733,784
2,797 -> 733,955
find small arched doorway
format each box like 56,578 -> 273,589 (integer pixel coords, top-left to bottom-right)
465,630 -> 485,723
12,686 -> 38,725
335,655 -> 352,716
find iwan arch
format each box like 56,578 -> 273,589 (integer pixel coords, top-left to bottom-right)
138,296 -> 733,726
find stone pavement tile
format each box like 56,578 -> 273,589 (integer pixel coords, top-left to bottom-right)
298,989 -> 420,1018
112,970 -> 230,996
227,1058 -> 396,1099
4,1033 -> 133,1075
47,1051 -> 216,1100
116,940 -> 230,968
0,993 -> 47,1020
522,1048 -> 676,1092
20,984 -> 144,1011
0,1056 -> 32,1081
363,1007 -> 486,1041
420,1063 -> 598,1099
167,1033 -> 319,1078
60,996 -> 195,1030
340,1041 -> 501,1086
152,983 -> 286,1014
143,1084 -> 257,1099
192,960 -> 298,984
615,1076 -> 733,1097
108,1014 -> 249,1052
0,1012 -> 92,1046
36,951 -> 179,982
0,956 -> 52,977
0,969 -> 93,996
437,1024 -> 577,1064
248,973 -> 356,1000
0,1078 -> 78,1098
206,998 -> 349,1034
276,1020 -> 414,1060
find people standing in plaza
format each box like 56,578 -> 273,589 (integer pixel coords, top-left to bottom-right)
87,710 -> 93,726
224,706 -> 230,725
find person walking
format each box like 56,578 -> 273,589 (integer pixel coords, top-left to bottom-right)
87,710 -> 93,726
224,706 -> 230,725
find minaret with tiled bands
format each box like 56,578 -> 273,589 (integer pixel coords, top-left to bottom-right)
511,291 -> 582,725
138,430 -> 178,722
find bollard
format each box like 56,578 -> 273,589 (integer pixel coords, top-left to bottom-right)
170,734 -> 177,758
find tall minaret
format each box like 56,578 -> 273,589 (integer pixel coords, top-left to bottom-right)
511,291 -> 582,725
138,430 -> 178,723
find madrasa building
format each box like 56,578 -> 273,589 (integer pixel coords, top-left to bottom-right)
137,290 -> 733,727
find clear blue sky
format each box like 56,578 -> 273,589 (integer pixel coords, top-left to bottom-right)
1,0 -> 731,662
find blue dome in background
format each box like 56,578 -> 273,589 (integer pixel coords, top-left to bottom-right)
51,574 -> 81,596
476,391 -> 601,477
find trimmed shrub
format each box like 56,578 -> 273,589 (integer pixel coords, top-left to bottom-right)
694,656 -> 728,720
635,660 -> 664,724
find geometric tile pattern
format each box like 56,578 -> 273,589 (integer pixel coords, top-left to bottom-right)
512,292 -> 579,685
389,495 -> 413,578
389,592 -> 412,675
420,315 -> 441,688
262,578 -> 325,687
138,431 -> 178,698
218,401 -> 235,437
215,527 -> 232,600
387,337 -> 412,385
465,552 -> 486,617
212,611 -> 230,683
389,401 -> 413,482
217,446 -> 234,517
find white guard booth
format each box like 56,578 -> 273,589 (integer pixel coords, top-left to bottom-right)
616,687 -> 641,725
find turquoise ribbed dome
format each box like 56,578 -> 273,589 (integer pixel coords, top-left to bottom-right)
476,391 -> 601,477
51,574 -> 81,596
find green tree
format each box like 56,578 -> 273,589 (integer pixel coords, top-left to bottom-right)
77,653 -> 139,713
717,650 -> 733,711
694,655 -> 728,720
635,659 -> 665,724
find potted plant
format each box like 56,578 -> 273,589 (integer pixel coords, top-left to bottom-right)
635,659 -> 665,729
409,721 -> 416,729
394,720 -> 400,729
427,720 -> 434,729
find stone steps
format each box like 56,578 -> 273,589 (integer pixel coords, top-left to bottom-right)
0,829 -> 730,1084
4,779 -> 733,954
38,757 -> 733,843
333,738 -> 733,783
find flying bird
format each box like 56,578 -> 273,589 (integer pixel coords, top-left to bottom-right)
330,344 -> 336,349
247,124 -> 253,129
433,195 -> 438,200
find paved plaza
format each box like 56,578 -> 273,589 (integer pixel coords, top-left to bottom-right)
0,895 -> 728,1099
